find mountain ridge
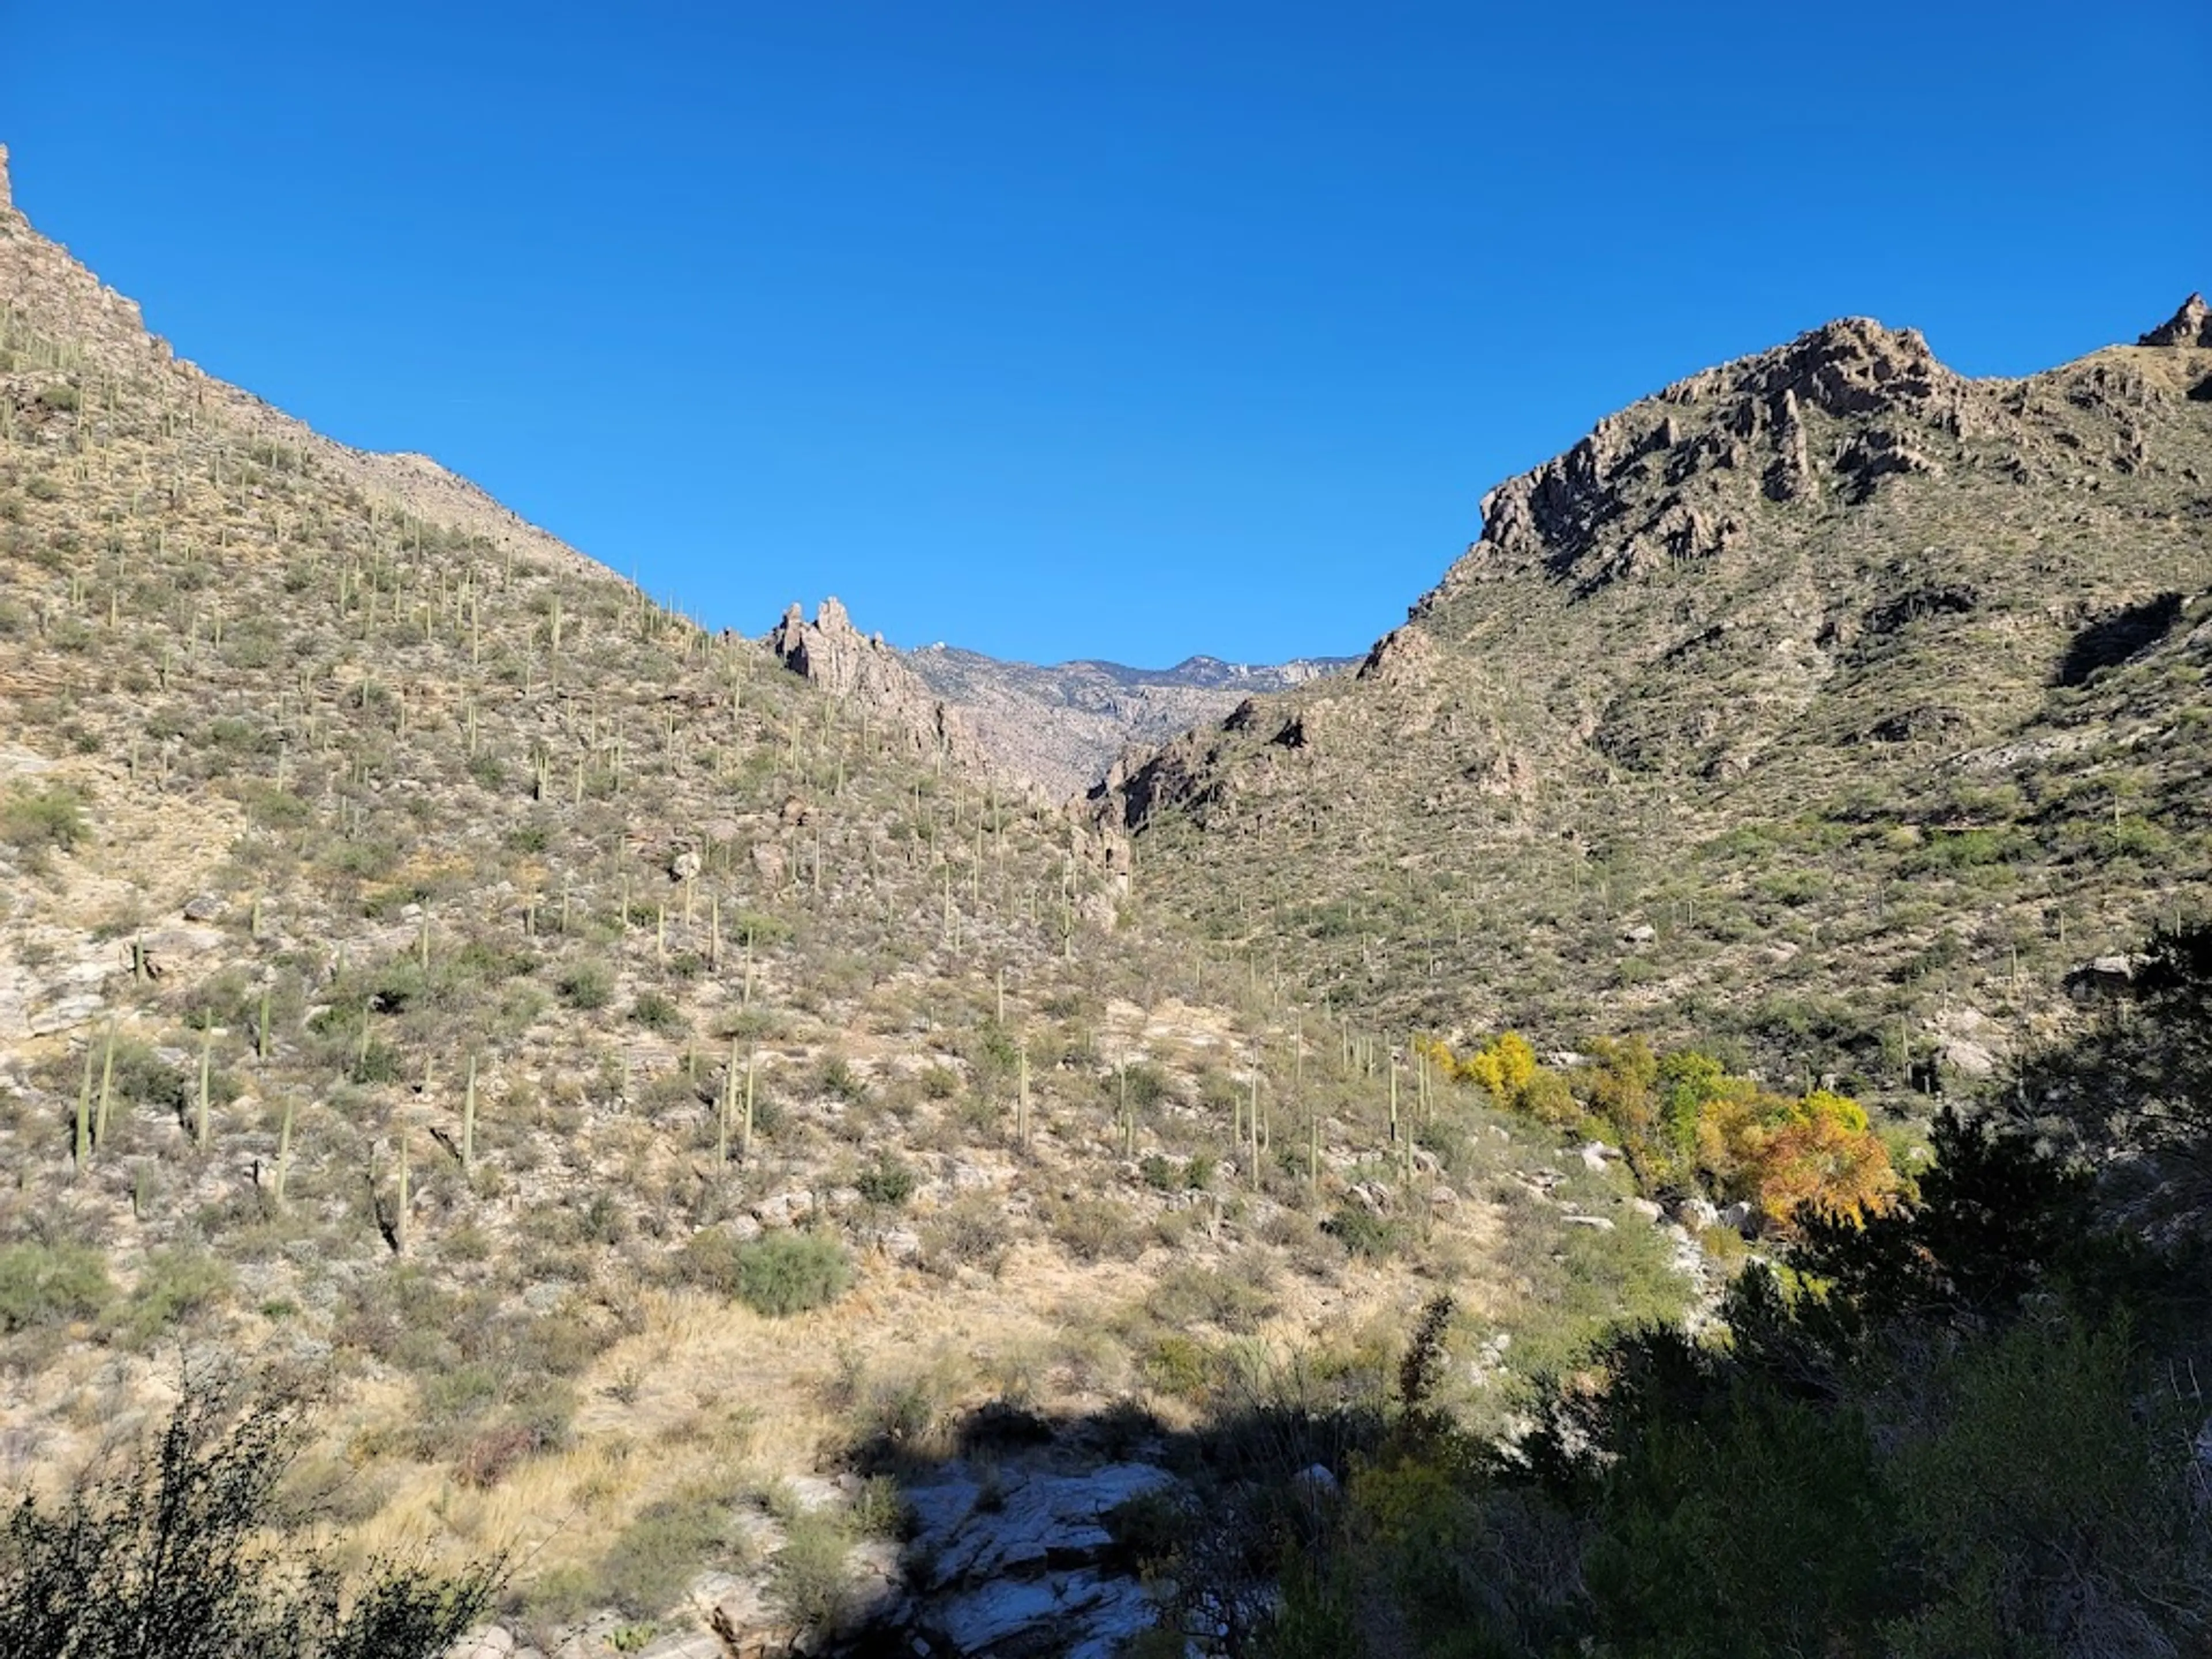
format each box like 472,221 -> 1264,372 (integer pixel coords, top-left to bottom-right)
903,639 -> 1354,797
1093,298 -> 2212,1082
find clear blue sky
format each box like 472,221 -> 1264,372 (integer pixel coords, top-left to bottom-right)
6,2 -> 2206,666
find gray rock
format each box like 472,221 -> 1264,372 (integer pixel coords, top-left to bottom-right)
1675,1196 -> 1721,1231
442,1628 -> 517,1659
752,1190 -> 814,1230
909,1461 -> 1173,1591
1939,1036 -> 1997,1078
634,1634 -> 722,1659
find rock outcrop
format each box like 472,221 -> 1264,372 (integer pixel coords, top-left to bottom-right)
902,1458 -> 1177,1657
766,598 -> 987,772
2140,293 -> 2212,349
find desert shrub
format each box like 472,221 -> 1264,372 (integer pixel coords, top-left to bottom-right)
687,1233 -> 851,1317
594,1483 -> 753,1618
1140,1152 -> 1216,1192
1146,1263 -> 1278,1332
766,1509 -> 855,1631
1321,1203 -> 1404,1260
922,1196 -> 1011,1277
854,1156 -> 915,1208
1,785 -> 86,855
630,990 -> 686,1035
555,959 -> 614,1010
112,1249 -> 234,1347
1046,1196 -> 1148,1264
1121,1061 -> 1172,1111
0,1242 -> 112,1332
817,1053 -> 867,1102
0,1384 -> 502,1659
1142,1333 -> 1216,1400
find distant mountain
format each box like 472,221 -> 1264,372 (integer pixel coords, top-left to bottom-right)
904,641 -> 1354,797
1094,300 -> 2212,1081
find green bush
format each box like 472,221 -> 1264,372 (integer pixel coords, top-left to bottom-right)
731,1234 -> 850,1317
555,960 -> 614,1011
681,1231 -> 851,1317
112,1250 -> 234,1348
1321,1203 -> 1403,1260
594,1484 -> 753,1618
765,1510 -> 855,1631
630,990 -> 686,1035
854,1157 -> 915,1207
0,1243 -> 112,1332
0,1385 -> 502,1658
1,786 -> 87,855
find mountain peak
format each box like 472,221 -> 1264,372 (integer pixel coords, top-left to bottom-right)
2139,293 -> 2212,348
0,142 -> 13,216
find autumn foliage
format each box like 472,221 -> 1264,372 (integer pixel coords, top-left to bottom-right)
1419,1031 -> 1896,1230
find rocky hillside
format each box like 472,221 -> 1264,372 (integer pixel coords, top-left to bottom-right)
0,143 -> 1677,1659
1096,301 -> 2212,1093
906,642 -> 1353,799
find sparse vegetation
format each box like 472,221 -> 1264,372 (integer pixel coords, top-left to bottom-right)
1,153 -> 2203,1659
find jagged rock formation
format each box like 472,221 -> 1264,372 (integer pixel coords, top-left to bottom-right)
906,645 -> 1353,798
2140,292 -> 2212,349
1095,304 -> 2212,1074
764,597 -> 987,773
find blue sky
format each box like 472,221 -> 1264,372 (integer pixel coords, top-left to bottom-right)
5,2 -> 2206,666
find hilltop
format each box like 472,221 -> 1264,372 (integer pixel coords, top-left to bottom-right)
1095,301 -> 2212,1092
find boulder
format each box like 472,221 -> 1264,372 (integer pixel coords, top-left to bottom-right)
752,1190 -> 814,1230
903,1459 -> 1177,1658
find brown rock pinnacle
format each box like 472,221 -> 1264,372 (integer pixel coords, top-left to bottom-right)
2139,293 -> 2212,348
0,143 -> 13,217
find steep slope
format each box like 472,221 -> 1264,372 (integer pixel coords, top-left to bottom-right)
1097,304 -> 2212,1091
0,146 -> 1649,1657
907,643 -> 1354,799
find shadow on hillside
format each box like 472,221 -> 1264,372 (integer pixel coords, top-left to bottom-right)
824,1369 -> 1387,1658
2055,592 -> 2184,687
